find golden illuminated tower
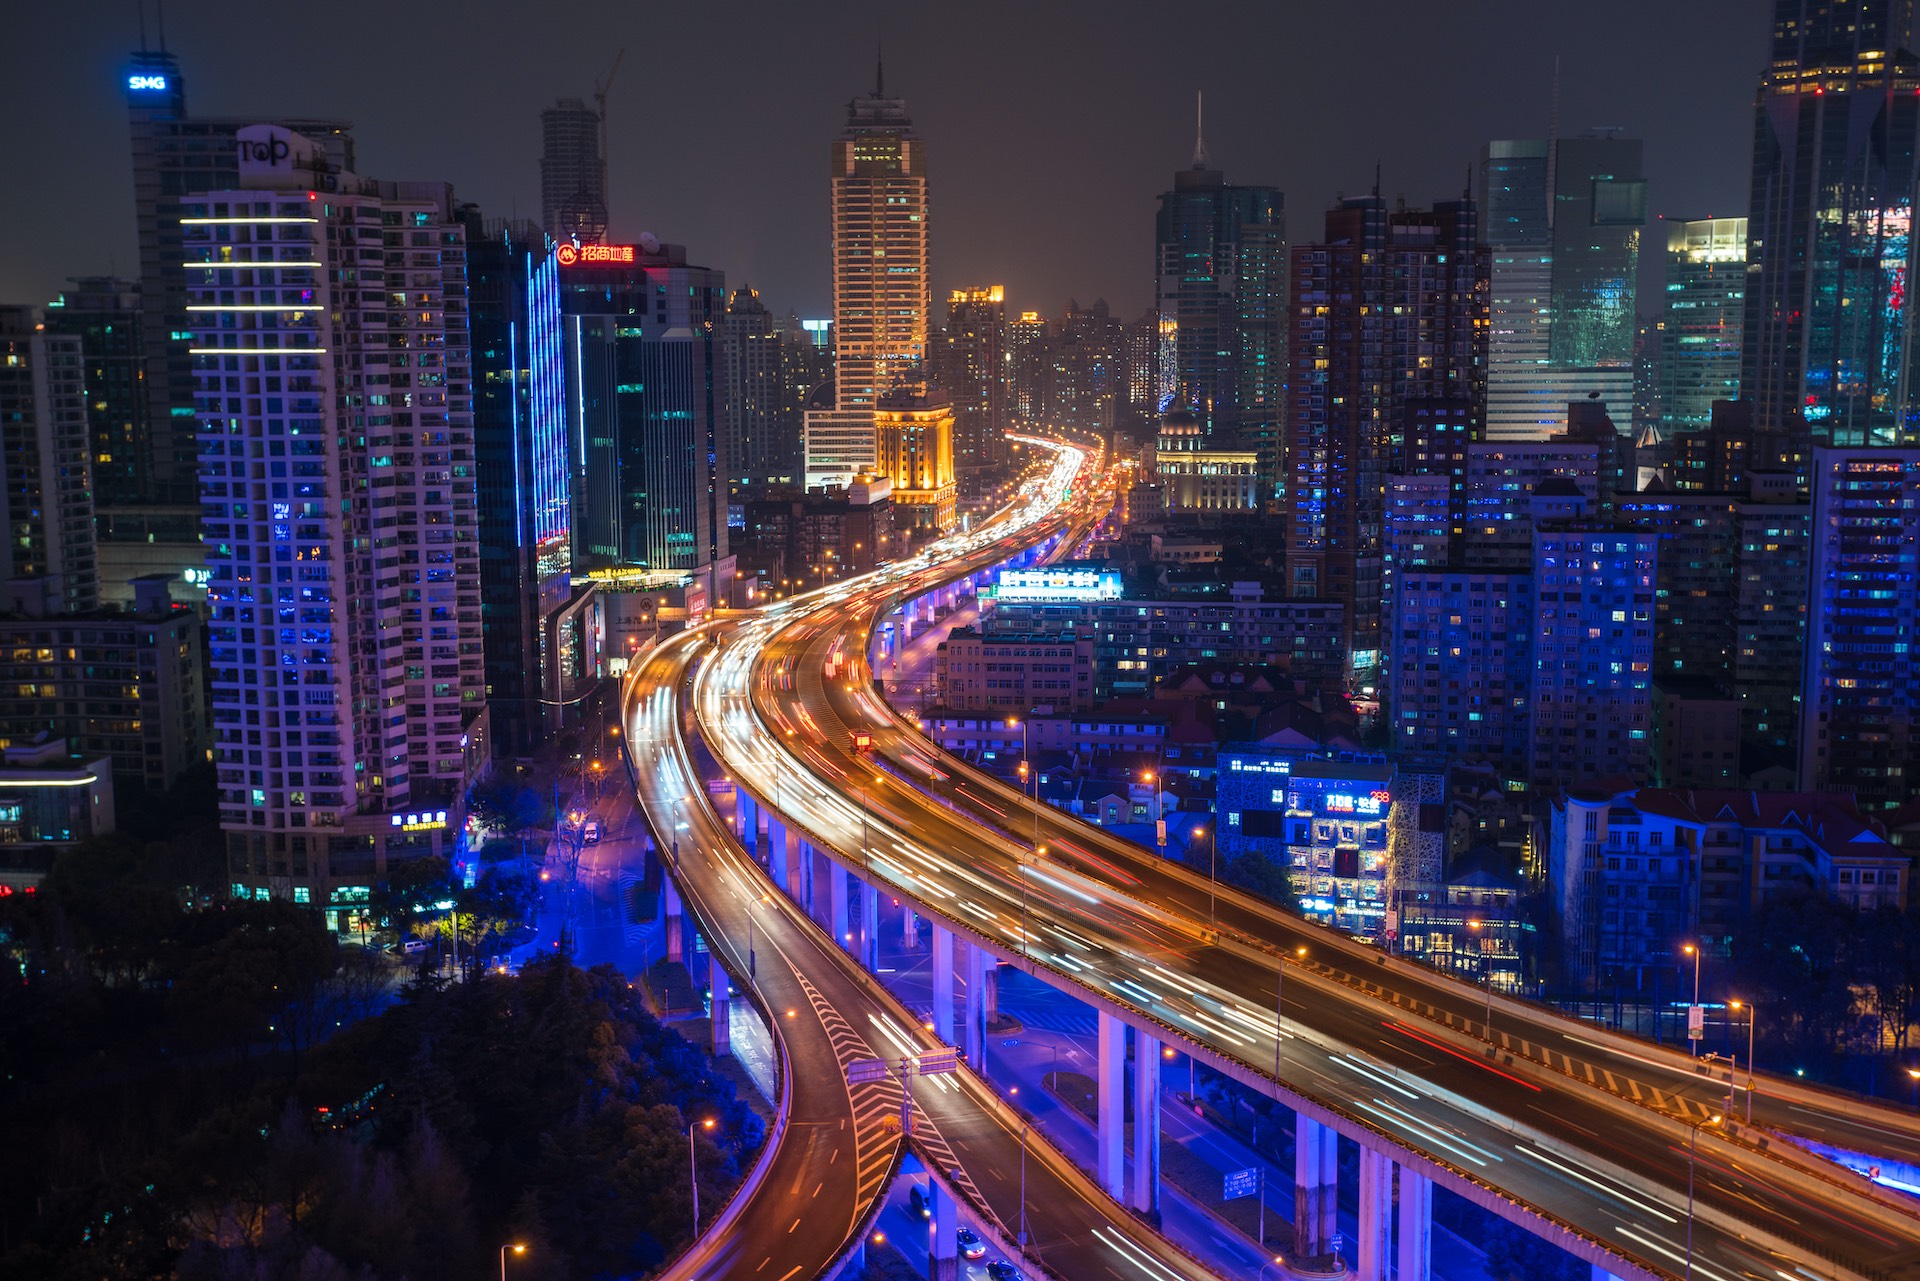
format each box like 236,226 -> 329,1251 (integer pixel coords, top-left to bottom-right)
830,58 -> 929,412
874,388 -> 955,534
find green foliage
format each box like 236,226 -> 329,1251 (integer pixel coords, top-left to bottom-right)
1,859 -> 761,1280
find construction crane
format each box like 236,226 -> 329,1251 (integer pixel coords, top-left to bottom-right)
594,49 -> 625,230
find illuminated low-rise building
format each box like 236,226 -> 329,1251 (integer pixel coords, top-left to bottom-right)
1217,748 -> 1442,939
935,628 -> 1094,712
0,741 -> 116,893
874,389 -> 956,535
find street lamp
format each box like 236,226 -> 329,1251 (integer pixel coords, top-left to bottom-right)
1686,1113 -> 1722,1281
689,1117 -> 716,1234
499,1243 -> 526,1281
1276,945 -> 1306,1078
1007,716 -> 1040,852
1683,942 -> 1702,1055
1909,1067 -> 1919,1109
1142,768 -> 1163,851
748,894 -> 770,981
1468,919 -> 1492,1036
1729,998 -> 1757,1123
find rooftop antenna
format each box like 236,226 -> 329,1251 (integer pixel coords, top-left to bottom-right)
876,38 -> 885,96
1547,53 -> 1561,226
136,0 -> 147,52
594,49 -> 625,236
156,0 -> 167,51
1193,90 -> 1209,168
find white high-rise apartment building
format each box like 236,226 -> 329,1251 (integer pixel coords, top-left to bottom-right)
189,125 -> 485,916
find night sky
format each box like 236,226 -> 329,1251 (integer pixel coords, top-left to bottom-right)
2,1 -> 1767,321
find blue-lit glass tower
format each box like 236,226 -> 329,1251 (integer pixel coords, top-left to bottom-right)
1744,0 -> 1920,446
467,214 -> 571,755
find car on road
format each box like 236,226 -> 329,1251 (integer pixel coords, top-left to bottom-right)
908,1186 -> 931,1220
956,1227 -> 986,1260
386,939 -> 427,955
986,1263 -> 1022,1281
582,818 -> 602,844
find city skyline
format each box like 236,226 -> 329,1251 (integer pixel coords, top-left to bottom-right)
3,1 -> 1769,320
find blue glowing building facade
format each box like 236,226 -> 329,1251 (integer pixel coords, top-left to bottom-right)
1218,747 -> 1442,940
1743,0 -> 1920,446
467,214 -> 575,755
190,127 -> 486,917
1800,447 -> 1920,812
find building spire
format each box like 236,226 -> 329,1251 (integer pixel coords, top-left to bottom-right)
1193,90 -> 1209,168
875,39 -> 885,96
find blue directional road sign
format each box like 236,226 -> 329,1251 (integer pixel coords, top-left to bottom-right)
1223,1167 -> 1259,1200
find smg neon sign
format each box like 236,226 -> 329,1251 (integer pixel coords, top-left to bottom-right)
128,74 -> 170,91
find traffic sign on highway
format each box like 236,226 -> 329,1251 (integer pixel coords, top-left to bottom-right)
1223,1167 -> 1259,1200
846,1058 -> 891,1085
917,1051 -> 958,1077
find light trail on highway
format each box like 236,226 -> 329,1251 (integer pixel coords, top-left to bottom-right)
695,437 -> 1920,1281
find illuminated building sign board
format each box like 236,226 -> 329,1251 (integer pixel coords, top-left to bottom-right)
555,243 -> 636,267
391,810 -> 449,832
994,568 -> 1123,601
127,74 -> 169,91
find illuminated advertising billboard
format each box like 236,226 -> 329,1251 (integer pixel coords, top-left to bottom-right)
994,568 -> 1122,601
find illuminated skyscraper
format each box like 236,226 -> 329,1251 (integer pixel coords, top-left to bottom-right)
1153,128 -> 1286,492
1660,217 -> 1747,434
721,286 -> 787,487
540,98 -> 606,245
556,240 -> 730,576
829,61 -> 929,411
1478,136 -> 1644,440
188,126 -> 485,905
1744,0 -> 1920,446
1286,195 -> 1487,679
935,286 -> 1005,474
1800,446 -> 1920,811
465,214 -> 579,756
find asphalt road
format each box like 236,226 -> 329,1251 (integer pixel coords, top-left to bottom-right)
624,443 -> 1256,1281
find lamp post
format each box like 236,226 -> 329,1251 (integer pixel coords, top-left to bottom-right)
499,1243 -> 526,1281
1276,945 -> 1306,1078
1908,1067 -> 1919,1109
748,894 -> 770,981
1686,1113 -> 1722,1281
1007,716 -> 1040,852
1468,918 -> 1492,1036
689,1117 -> 716,1234
1683,942 -> 1702,1055
1143,768 -> 1163,852
1729,998 -> 1757,1123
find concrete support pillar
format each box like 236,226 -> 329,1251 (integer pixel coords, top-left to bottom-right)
860,875 -> 879,972
902,906 -> 919,950
664,881 -> 684,964
964,941 -> 986,1072
1293,1114 -> 1338,1262
1357,1146 -> 1393,1281
1131,1028 -> 1161,1220
783,828 -> 802,902
805,846 -> 824,923
932,926 -> 955,1044
1590,1269 -> 1625,1281
830,862 -> 851,952
1398,1166 -> 1433,1281
1096,1010 -> 1126,1200
767,817 -> 789,893
981,961 -> 998,1023
928,1178 -> 958,1281
738,793 -> 756,854
711,981 -> 731,1057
